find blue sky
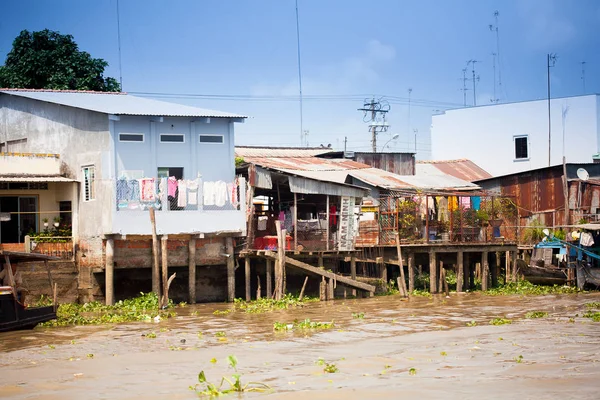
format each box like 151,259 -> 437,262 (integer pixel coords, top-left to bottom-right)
1,0 -> 599,158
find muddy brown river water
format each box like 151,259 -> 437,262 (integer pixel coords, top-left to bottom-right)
1,292 -> 600,399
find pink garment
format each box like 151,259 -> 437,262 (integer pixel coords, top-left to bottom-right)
279,211 -> 285,221
140,178 -> 156,202
168,177 -> 178,197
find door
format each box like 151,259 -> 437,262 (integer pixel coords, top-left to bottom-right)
19,197 -> 38,242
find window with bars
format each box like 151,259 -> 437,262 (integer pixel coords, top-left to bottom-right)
514,136 -> 528,160
83,166 -> 96,201
199,134 -> 224,144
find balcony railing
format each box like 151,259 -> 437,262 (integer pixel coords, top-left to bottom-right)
25,235 -> 74,259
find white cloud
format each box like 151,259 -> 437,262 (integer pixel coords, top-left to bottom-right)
518,0 -> 576,49
250,40 -> 396,96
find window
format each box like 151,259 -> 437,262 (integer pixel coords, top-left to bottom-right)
157,167 -> 183,179
160,134 -> 185,143
119,133 -> 144,142
199,134 -> 224,144
514,136 -> 528,160
83,166 -> 95,201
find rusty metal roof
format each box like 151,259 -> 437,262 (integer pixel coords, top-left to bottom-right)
416,159 -> 492,182
235,146 -> 339,158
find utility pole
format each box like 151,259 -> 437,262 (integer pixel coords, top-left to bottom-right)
407,88 -> 412,143
413,129 -> 418,154
460,68 -> 469,107
547,53 -> 557,167
358,98 -> 390,153
344,136 -> 347,154
581,61 -> 587,94
489,10 -> 502,101
467,60 -> 480,106
491,53 -> 498,103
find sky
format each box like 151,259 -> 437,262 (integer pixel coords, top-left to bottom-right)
1,0 -> 599,158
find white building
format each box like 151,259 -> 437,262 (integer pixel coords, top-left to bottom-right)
431,94 -> 600,177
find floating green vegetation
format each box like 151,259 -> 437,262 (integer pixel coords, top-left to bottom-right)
39,292 -> 175,327
490,318 -> 512,326
410,289 -> 433,298
234,294 -> 318,314
586,302 -> 600,309
191,355 -> 271,397
583,311 -> 600,322
352,312 -> 365,319
273,319 -> 334,332
213,309 -> 232,316
323,362 -> 339,373
440,351 -> 447,356
525,311 -> 548,319
513,355 -> 524,363
408,367 -> 417,376
466,320 -> 477,327
485,281 -> 580,296
214,331 -> 226,337
144,331 -> 157,339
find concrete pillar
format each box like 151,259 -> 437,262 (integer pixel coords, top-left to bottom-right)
429,250 -> 437,293
245,257 -> 251,301
105,238 -> 115,305
481,251 -> 489,291
266,259 -> 273,298
456,251 -> 464,292
226,237 -> 235,302
408,252 -> 415,292
350,256 -> 357,297
188,238 -> 196,303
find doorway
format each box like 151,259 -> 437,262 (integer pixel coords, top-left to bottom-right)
0,196 -> 38,243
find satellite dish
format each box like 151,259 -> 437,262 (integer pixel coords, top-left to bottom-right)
577,168 -> 590,181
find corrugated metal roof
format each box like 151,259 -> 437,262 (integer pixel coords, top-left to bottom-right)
416,159 -> 492,182
0,176 -> 76,182
236,146 -> 338,158
0,89 -> 246,118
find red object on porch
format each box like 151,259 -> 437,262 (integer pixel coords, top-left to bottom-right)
253,235 -> 292,250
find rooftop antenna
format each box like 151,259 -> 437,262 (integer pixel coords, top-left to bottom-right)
295,0 -> 304,146
467,60 -> 480,106
489,10 -> 502,101
460,68 -> 469,107
581,61 -> 587,94
116,0 -> 123,90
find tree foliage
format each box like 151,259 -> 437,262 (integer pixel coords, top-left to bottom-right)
0,29 -> 120,92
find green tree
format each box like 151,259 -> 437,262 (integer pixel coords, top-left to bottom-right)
0,29 -> 120,92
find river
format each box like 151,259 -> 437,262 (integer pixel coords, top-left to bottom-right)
1,292 -> 600,399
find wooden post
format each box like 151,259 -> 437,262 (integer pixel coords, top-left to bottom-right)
105,238 -> 115,305
256,275 -> 262,299
226,237 -> 235,302
505,250 -> 510,285
491,252 -> 499,287
442,267 -> 449,296
429,250 -> 437,293
511,251 -> 518,282
408,252 -> 415,292
3,255 -> 16,288
161,236 -> 169,307
425,195 -> 430,243
188,238 -> 196,304
43,260 -> 54,292
294,192 -> 298,251
350,256 -> 357,297
274,221 -> 285,300
438,260 -> 444,294
245,257 -> 251,301
327,278 -> 334,300
299,276 -> 309,300
468,254 -> 475,290
481,251 -> 489,291
266,259 -> 273,299
149,208 -> 161,297
319,277 -> 326,300
380,258 -> 387,284
456,251 -> 464,292
395,232 -> 408,296
326,195 -> 330,251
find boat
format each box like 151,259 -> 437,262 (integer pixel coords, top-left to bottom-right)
0,251 -> 58,332
526,240 -> 569,285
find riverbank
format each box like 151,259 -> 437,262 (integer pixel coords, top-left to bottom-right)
1,292 -> 600,399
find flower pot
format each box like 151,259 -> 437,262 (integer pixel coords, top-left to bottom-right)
54,222 -> 60,227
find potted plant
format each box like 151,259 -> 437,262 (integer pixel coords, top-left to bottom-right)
43,217 -> 49,228
53,216 -> 60,228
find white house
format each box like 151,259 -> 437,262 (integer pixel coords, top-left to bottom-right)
431,94 -> 600,177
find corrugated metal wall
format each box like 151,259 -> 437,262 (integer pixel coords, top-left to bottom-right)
353,153 -> 415,175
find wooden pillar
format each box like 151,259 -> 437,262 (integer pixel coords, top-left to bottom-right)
456,251 -> 464,292
468,254 -> 475,290
293,193 -> 298,251
266,259 -> 273,299
429,250 -> 437,293
425,195 -> 429,243
438,260 -> 444,293
481,251 -> 489,291
380,260 -> 387,284
395,232 -> 408,296
491,252 -> 499,287
350,256 -> 357,297
326,195 -> 330,251
149,208 -> 160,297
105,238 -> 115,306
188,238 -> 197,304
161,235 -> 169,307
327,278 -> 334,300
408,252 -> 415,292
226,237 -> 235,302
245,257 -> 251,301
511,251 -> 517,282
319,277 -> 326,301
505,250 -> 510,285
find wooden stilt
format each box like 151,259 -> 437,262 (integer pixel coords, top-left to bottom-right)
188,238 -> 196,304
408,252 -> 415,292
149,208 -> 161,297
43,260 -> 54,293
505,250 -> 510,285
429,250 -> 437,293
442,267 -> 449,296
256,274 -> 262,299
511,251 -> 518,282
105,238 -> 115,305
350,256 -> 357,297
395,232 -> 408,297
320,277 -> 326,301
491,252 -> 499,287
226,237 -> 235,302
327,278 -> 334,300
438,260 -> 444,294
481,251 -> 489,291
266,259 -> 273,299
299,276 -> 309,300
161,236 -> 169,308
245,257 -> 251,301
456,251 -> 464,292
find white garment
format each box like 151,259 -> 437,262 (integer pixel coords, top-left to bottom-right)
215,181 -> 227,207
580,232 -> 595,247
257,216 -> 268,231
203,181 -> 215,206
187,180 -> 199,205
177,180 -> 187,207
